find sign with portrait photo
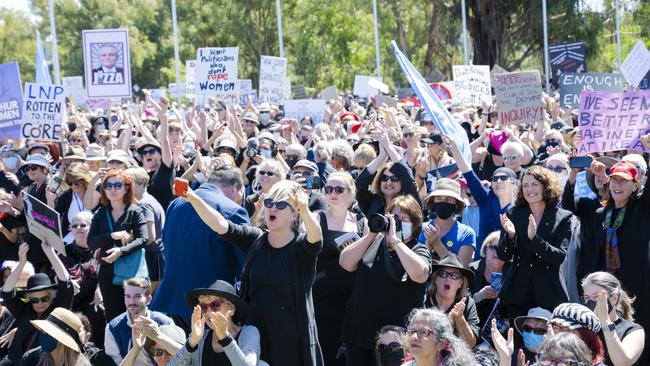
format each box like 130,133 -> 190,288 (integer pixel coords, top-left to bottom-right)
83,29 -> 132,98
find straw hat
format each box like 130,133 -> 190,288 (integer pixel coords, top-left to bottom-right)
31,307 -> 83,352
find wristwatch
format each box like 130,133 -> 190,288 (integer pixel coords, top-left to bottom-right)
604,322 -> 616,332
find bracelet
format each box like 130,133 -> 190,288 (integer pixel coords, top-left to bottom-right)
185,339 -> 198,352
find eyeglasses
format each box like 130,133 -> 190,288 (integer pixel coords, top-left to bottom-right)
403,132 -> 415,138
71,223 -> 88,229
547,166 -> 566,173
324,186 -> 347,195
502,155 -> 521,162
199,299 -> 224,313
263,198 -> 292,210
436,271 -> 462,280
150,348 -> 170,358
103,181 -> 125,190
258,170 -> 275,177
536,353 -> 581,366
406,328 -> 434,338
25,165 -> 41,171
378,342 -> 402,352
381,175 -> 400,182
27,295 -> 52,304
523,325 -> 547,335
140,148 -> 158,156
490,175 -> 510,182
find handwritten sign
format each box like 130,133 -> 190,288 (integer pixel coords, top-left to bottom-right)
185,60 -> 196,97
452,65 -> 491,106
574,171 -> 597,200
620,39 -> 650,88
577,90 -> 650,154
494,71 -> 542,125
62,76 -> 86,107
196,47 -> 239,102
320,86 -> 337,102
559,73 -> 624,108
549,41 -> 586,83
238,79 -> 255,105
259,56 -> 287,104
21,83 -> 65,141
0,62 -> 23,142
23,192 -> 65,255
83,29 -> 132,98
353,75 -> 383,98
283,99 -> 325,124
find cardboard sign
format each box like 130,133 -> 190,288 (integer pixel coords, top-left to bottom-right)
23,192 -> 65,255
283,99 -> 325,123
549,41 -> 586,83
559,73 -> 624,108
353,75 -> 383,98
196,47 -> 239,102
494,71 -> 543,125
83,29 -> 132,98
259,56 -> 287,104
169,83 -> 186,99
62,76 -> 86,107
577,90 -> 650,154
376,95 -> 398,108
620,39 -> 650,88
21,83 -> 65,141
452,65 -> 491,106
185,60 -> 196,97
0,62 -> 23,142
320,86 -> 338,102
491,64 -> 508,83
149,88 -> 166,101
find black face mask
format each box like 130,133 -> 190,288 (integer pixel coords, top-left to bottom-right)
433,202 -> 456,220
545,140 -> 560,149
299,136 -> 308,146
68,123 -> 77,132
584,298 -> 615,313
378,347 -> 404,366
285,158 -> 299,169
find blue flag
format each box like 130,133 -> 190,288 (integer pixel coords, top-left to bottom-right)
35,31 -> 52,85
391,41 -> 471,163
0,62 -> 24,142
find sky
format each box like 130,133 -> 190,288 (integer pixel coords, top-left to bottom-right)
0,0 -> 30,13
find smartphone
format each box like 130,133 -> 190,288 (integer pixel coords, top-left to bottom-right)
173,178 -> 189,198
569,156 -> 593,169
490,272 -> 503,292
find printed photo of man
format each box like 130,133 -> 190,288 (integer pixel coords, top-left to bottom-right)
92,43 -> 124,85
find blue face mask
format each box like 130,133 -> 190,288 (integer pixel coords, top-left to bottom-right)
39,333 -> 59,353
522,331 -> 544,352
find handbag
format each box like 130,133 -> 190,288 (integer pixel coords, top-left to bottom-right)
105,208 -> 149,285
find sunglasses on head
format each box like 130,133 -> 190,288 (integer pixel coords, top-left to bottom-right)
490,175 -> 510,182
140,148 -> 158,156
436,270 -> 462,280
199,299 -> 224,313
25,165 -> 41,172
150,348 -> 170,358
380,175 -> 400,183
71,223 -> 88,229
324,186 -> 347,195
258,170 -> 275,177
27,295 -> 51,304
103,181 -> 125,190
263,198 -> 292,210
523,325 -> 547,335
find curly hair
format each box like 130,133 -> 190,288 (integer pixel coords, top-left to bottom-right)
515,165 -> 562,207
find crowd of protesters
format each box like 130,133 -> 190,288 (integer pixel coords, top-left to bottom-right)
0,84 -> 647,366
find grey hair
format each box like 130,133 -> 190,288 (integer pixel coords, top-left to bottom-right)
536,332 -> 592,366
581,271 -> 636,321
286,143 -> 307,159
313,141 -> 332,163
403,308 -> 477,366
72,211 -> 94,224
207,165 -> 244,189
330,139 -> 354,169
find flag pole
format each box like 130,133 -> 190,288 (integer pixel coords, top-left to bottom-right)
276,0 -> 285,57
542,0 -> 551,95
461,0 -> 469,65
48,0 -> 60,84
171,0 -> 181,104
373,0 -> 381,77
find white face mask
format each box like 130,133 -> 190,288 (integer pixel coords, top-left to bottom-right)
2,156 -> 18,170
260,149 -> 272,159
400,222 -> 413,240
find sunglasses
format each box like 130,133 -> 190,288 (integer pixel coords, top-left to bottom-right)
103,181 -> 125,190
27,295 -> 52,304
263,198 -> 292,210
380,175 -> 400,183
378,342 -> 402,352
403,132 -> 415,138
199,299 -> 224,313
66,179 -> 84,186
71,223 -> 88,229
150,348 -> 170,358
436,270 -> 462,280
25,165 -> 41,172
406,328 -> 434,338
258,170 -> 275,177
140,148 -> 158,156
490,175 -> 510,182
324,186 -> 347,195
523,325 -> 547,335
547,166 -> 566,173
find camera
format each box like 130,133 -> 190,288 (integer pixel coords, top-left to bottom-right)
368,213 -> 401,233
302,172 -> 321,190
246,137 -> 259,158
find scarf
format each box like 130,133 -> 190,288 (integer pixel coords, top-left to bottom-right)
604,207 -> 625,273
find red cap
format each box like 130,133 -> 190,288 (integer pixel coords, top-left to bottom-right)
351,122 -> 363,134
339,112 -> 359,122
609,161 -> 638,181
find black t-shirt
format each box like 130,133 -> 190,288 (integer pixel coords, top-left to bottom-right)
146,161 -> 175,211
0,171 -> 20,195
426,295 -> 481,341
0,308 -> 15,358
0,213 -> 21,261
201,330 -> 240,366
600,317 -> 644,366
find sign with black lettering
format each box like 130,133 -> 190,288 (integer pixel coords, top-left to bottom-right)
494,71 -> 543,125
21,83 -> 65,141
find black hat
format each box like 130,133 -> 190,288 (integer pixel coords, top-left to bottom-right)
19,273 -> 56,294
185,280 -> 247,322
421,132 -> 443,144
431,254 -> 475,283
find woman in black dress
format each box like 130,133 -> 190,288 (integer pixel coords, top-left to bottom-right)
185,180 -> 323,366
339,195 -> 431,366
314,172 -> 365,366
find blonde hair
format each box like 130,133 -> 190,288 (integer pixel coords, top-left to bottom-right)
582,271 -> 636,321
259,181 -> 302,232
352,144 -> 376,168
326,171 -> 356,196
480,231 -> 501,258
124,167 -> 151,186
500,141 -> 524,157
36,343 -> 90,366
256,160 -> 287,180
64,163 -> 92,189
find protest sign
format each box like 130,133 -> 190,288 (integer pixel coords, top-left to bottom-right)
577,90 -> 650,154
353,75 -> 383,98
376,95 -> 398,108
559,73 -> 624,108
0,62 -> 23,142
549,41 -> 586,83
640,69 -> 650,90
83,29 -> 132,98
196,47 -> 239,103
85,98 -> 112,113
574,171 -> 597,200
494,71 -> 543,125
491,64 -> 508,83
429,83 -> 452,101
23,192 -> 65,255
284,99 -> 325,123
62,76 -> 86,107
283,77 -> 292,100
238,79 -> 256,105
149,88 -> 166,101
21,83 -> 65,141
185,60 -> 196,97
259,56 -> 287,104
320,86 -> 338,102
293,85 -> 307,99
169,83 -> 186,99
452,65 -> 491,106
620,39 -> 650,88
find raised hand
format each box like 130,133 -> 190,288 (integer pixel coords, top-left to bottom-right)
287,190 -> 309,217
527,214 -> 537,240
207,310 -> 232,340
500,214 -> 516,239
491,319 -> 514,361
188,305 -> 205,347
448,297 -> 466,324
17,242 -> 29,263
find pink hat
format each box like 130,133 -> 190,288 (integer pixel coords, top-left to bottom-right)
488,130 -> 508,154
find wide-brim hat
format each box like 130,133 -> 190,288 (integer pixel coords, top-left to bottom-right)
62,147 -> 87,161
586,156 -> 618,194
31,307 -> 82,352
106,150 -> 130,165
24,154 -> 50,169
185,280 -> 247,323
19,273 -> 56,294
136,139 -> 162,154
424,178 -> 467,211
85,144 -> 106,161
431,254 -> 474,283
242,111 -> 259,124
514,307 -> 552,335
216,139 -> 240,155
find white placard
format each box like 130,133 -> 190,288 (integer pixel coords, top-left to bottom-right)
283,99 -> 325,124
195,47 -> 239,103
259,56 -> 287,104
21,83 -> 65,141
185,60 -> 196,97
83,29 -> 132,98
169,83 -> 186,99
620,39 -> 650,87
61,76 -> 86,106
353,75 -> 384,98
320,86 -> 338,102
452,65 -> 491,105
149,88 -> 166,101
494,71 -> 543,125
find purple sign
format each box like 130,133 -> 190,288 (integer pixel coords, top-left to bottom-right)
0,62 -> 23,143
577,90 -> 650,154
